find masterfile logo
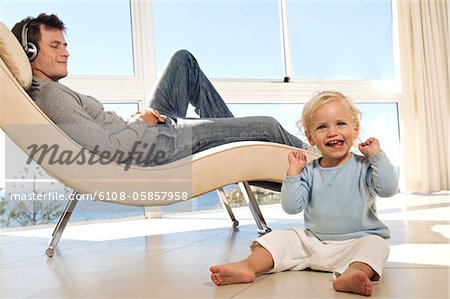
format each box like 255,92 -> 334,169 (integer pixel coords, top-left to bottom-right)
25,141 -> 170,171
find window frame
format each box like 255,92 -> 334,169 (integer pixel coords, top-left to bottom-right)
61,1 -> 156,109
61,0 -> 400,106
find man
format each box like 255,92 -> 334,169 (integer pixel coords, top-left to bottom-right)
12,13 -> 307,167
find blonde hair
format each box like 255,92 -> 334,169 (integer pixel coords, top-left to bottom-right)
298,91 -> 361,134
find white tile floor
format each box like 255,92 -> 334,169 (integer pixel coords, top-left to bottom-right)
1,192 -> 449,298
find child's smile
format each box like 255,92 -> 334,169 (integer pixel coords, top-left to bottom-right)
326,139 -> 345,148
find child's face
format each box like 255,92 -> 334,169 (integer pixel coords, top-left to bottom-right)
305,99 -> 359,167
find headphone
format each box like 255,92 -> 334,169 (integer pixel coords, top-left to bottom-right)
21,18 -> 38,62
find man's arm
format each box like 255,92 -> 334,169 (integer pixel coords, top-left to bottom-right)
33,82 -> 151,160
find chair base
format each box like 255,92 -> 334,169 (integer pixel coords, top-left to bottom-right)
46,182 -> 271,257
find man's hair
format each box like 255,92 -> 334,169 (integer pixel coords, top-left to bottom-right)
11,13 -> 66,52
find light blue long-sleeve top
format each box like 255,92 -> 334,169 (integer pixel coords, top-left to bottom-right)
281,152 -> 398,241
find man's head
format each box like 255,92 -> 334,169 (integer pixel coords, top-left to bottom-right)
12,13 -> 69,82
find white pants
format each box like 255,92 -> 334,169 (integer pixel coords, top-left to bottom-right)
252,228 -> 390,281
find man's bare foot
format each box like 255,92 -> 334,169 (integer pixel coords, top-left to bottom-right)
210,262 -> 256,286
333,269 -> 374,296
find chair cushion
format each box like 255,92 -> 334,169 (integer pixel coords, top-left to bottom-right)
0,21 -> 32,90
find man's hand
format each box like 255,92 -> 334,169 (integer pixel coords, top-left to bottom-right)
286,150 -> 307,176
129,108 -> 167,126
358,137 -> 382,157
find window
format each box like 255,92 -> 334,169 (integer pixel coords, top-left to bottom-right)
1,1 -> 400,220
0,0 -> 134,76
103,102 -> 140,119
152,0 -> 283,79
151,0 -> 395,82
286,0 -> 395,80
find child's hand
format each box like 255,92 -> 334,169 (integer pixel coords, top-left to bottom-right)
287,151 -> 307,176
358,137 -> 382,157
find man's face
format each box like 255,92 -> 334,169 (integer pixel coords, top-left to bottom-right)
31,25 -> 69,82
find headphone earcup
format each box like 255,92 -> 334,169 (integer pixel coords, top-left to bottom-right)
26,42 -> 38,62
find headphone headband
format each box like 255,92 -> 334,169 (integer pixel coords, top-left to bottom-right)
21,18 -> 38,62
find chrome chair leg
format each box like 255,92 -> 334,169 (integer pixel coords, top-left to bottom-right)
45,191 -> 80,257
238,181 -> 271,234
216,187 -> 239,227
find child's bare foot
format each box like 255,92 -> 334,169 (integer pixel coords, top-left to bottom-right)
333,269 -> 374,296
210,262 -> 256,286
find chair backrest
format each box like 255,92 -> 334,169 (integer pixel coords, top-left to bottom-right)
0,21 -> 319,206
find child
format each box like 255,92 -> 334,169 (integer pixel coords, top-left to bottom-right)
210,91 -> 398,297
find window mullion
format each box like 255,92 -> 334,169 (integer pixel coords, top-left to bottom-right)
130,0 -> 157,109
279,0 -> 293,82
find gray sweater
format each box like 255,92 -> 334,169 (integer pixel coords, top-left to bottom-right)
281,152 -> 399,241
28,78 -> 157,165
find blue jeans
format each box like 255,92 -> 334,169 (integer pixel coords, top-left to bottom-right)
148,50 -> 307,164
